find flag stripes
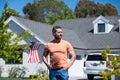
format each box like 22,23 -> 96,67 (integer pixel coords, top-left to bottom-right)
28,42 -> 40,63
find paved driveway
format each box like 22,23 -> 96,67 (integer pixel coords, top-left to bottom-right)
69,77 -> 103,80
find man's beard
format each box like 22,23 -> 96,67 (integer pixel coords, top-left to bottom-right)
55,35 -> 62,40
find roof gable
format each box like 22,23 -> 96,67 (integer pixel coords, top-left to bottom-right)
93,15 -> 110,24
5,16 -> 50,44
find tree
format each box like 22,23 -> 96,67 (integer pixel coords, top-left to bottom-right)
0,13 -> 31,64
23,2 -> 45,22
75,0 -> 118,18
100,46 -> 120,80
46,7 -> 76,24
1,1 -> 20,20
104,3 -> 118,16
2,8 -> 20,20
23,0 -> 74,23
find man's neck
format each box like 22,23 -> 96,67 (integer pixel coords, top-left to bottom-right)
54,39 -> 61,43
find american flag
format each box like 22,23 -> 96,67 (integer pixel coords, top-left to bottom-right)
28,42 -> 41,63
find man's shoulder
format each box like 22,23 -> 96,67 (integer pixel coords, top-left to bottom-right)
45,40 -> 53,45
62,39 -> 71,44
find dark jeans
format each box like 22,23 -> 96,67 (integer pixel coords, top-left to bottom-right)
49,68 -> 69,80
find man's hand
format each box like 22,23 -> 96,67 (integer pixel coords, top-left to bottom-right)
63,66 -> 69,70
47,64 -> 53,69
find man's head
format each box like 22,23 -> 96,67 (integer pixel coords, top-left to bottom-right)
52,25 -> 63,40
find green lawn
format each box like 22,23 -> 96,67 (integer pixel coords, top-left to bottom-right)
0,78 -> 30,80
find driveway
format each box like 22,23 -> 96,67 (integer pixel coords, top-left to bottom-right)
69,77 -> 103,80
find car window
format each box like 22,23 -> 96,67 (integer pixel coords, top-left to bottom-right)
87,55 -> 105,61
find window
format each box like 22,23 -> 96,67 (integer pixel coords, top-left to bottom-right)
98,23 -> 105,32
68,55 -> 81,60
87,55 -> 105,61
76,55 -> 81,60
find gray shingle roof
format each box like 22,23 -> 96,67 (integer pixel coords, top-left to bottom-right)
8,16 -> 120,50
53,16 -> 120,49
11,16 -> 53,43
11,16 -> 84,48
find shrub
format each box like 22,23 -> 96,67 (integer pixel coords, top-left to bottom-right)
40,75 -> 49,80
100,46 -> 120,80
0,66 -> 3,77
8,66 -> 27,78
36,68 -> 49,80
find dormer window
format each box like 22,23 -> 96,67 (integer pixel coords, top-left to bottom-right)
93,16 -> 114,34
98,23 -> 105,32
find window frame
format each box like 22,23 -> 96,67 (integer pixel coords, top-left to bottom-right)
98,23 -> 105,32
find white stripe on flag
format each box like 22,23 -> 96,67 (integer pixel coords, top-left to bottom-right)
28,42 -> 40,63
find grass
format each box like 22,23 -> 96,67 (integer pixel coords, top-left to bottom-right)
0,78 -> 30,80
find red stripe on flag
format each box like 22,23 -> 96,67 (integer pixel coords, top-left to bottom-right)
28,42 -> 40,63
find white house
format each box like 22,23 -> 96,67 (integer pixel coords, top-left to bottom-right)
1,15 -> 120,78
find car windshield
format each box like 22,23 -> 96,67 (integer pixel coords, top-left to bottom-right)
87,55 -> 105,61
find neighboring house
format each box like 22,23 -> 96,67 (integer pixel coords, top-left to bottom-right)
1,15 -> 120,78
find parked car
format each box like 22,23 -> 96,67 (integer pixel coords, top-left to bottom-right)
83,53 -> 113,80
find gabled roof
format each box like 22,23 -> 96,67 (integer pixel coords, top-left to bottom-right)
5,16 -> 120,50
5,16 -> 50,44
5,16 -> 83,48
93,15 -> 110,24
53,16 -> 120,50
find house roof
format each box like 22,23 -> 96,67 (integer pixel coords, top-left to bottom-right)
5,16 -> 51,44
53,16 -> 120,50
5,16 -> 120,50
93,15 -> 110,24
5,16 -> 84,48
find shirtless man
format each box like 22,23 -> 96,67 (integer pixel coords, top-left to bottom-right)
42,25 -> 76,80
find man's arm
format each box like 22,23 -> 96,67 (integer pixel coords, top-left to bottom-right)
42,48 -> 52,69
64,42 -> 76,70
65,50 -> 76,70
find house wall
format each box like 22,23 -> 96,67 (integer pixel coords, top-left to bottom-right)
0,46 -> 87,78
8,21 -> 25,34
107,24 -> 114,33
119,19 -> 120,32
69,57 -> 86,78
0,48 -> 86,78
22,44 -> 47,77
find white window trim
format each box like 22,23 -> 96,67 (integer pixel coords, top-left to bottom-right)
93,16 -> 114,34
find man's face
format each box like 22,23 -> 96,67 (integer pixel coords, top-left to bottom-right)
53,28 -> 63,39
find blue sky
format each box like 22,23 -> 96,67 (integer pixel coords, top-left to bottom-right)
0,0 -> 120,17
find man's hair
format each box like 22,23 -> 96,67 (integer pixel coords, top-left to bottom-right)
52,25 -> 62,33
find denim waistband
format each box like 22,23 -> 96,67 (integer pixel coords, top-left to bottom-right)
52,67 -> 63,70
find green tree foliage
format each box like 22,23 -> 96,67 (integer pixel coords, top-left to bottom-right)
0,14 -> 31,64
23,0 -> 75,23
1,1 -> 20,20
104,3 -> 118,16
2,8 -> 20,20
46,7 -> 76,24
75,0 -> 118,18
100,46 -> 120,80
0,2 -> 31,64
4,1 -> 8,9
23,2 -> 45,22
